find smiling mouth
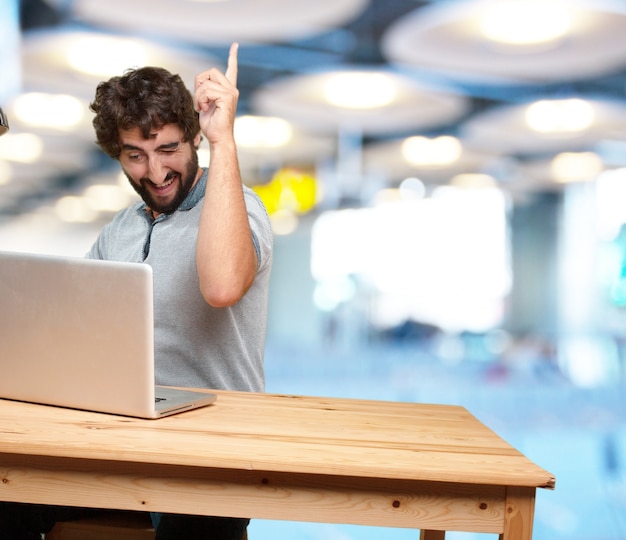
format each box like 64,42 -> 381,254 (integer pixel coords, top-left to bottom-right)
148,174 -> 178,192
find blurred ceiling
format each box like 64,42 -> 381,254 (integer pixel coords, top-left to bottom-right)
3,0 -> 626,226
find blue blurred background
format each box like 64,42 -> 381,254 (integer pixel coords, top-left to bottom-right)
3,1 -> 626,538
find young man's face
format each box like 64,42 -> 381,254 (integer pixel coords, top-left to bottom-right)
118,123 -> 201,217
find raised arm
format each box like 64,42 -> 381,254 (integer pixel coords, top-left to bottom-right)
193,43 -> 258,307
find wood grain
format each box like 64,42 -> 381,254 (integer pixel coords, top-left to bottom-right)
0,390 -> 553,539
0,391 -> 555,489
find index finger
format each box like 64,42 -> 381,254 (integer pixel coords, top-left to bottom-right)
225,42 -> 238,86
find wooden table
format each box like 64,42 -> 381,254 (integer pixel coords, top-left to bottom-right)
0,390 -> 554,540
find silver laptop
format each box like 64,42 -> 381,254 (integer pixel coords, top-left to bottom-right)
0,250 -> 217,418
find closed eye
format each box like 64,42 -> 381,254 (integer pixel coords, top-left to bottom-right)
158,144 -> 180,154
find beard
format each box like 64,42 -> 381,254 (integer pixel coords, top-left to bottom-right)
125,150 -> 199,216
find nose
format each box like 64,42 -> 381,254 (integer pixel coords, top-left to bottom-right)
147,154 -> 167,184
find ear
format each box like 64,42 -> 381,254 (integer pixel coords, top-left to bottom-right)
193,131 -> 202,149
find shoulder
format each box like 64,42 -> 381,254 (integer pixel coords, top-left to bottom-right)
243,185 -> 270,219
87,202 -> 148,260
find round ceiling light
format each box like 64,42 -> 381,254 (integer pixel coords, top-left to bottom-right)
480,1 -> 571,46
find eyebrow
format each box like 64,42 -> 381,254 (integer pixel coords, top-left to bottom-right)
121,141 -> 180,152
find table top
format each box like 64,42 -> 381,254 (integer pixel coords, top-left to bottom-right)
0,390 -> 555,490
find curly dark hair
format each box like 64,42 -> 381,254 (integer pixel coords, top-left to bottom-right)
89,67 -> 200,159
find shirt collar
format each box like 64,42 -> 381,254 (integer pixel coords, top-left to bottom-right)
178,167 -> 208,211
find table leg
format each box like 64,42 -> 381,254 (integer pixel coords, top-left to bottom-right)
501,486 -> 536,540
420,530 -> 445,540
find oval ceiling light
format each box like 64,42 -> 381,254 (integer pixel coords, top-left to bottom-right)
0,161 -> 12,185
0,133 -> 43,163
253,69 -> 468,135
450,173 -> 497,189
67,35 -> 148,77
83,184 -> 133,212
525,98 -> 594,134
480,1 -> 571,46
401,135 -> 462,166
323,72 -> 396,109
235,115 -> 293,148
72,0 -> 368,44
12,92 -> 84,130
55,195 -> 98,223
381,0 -> 626,83
551,151 -> 603,183
22,29 -> 219,103
460,97 -> 626,155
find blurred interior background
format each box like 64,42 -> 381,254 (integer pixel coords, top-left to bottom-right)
2,0 -> 626,538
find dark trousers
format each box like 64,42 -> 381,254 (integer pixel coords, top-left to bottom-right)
155,513 -> 249,540
0,502 -> 56,539
0,502 -> 249,540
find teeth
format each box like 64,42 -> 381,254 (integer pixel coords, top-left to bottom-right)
154,176 -> 175,189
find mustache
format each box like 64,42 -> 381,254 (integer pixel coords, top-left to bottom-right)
142,171 -> 177,186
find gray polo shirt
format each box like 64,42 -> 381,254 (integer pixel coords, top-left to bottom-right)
87,168 -> 272,392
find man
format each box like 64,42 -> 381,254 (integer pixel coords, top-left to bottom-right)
0,43 -> 273,540
88,44 -> 272,396
90,42 -> 272,539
